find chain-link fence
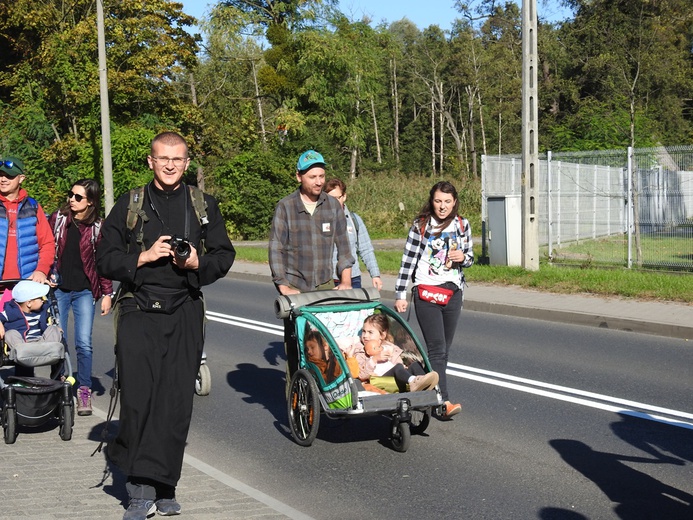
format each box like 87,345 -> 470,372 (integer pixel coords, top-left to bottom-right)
481,146 -> 693,271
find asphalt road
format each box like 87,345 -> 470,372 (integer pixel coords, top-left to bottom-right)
89,277 -> 693,520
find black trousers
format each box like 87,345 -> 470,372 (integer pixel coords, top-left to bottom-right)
413,285 -> 463,401
108,297 -> 204,487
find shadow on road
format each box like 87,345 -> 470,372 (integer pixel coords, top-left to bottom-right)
550,433 -> 692,519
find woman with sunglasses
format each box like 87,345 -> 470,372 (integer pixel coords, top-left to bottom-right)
48,179 -> 113,416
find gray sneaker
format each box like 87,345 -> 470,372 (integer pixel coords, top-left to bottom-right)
408,371 -> 439,392
156,498 -> 181,516
123,498 -> 156,520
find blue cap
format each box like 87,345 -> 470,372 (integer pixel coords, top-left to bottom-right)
296,150 -> 325,172
12,280 -> 49,303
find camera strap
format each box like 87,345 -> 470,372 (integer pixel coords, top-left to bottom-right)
146,182 -> 190,240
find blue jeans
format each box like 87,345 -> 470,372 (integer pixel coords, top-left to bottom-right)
56,289 -> 96,389
333,276 -> 362,288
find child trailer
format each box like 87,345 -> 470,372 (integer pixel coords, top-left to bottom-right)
0,280 -> 75,444
275,288 -> 444,452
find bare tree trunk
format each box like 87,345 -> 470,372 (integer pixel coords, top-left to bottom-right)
370,96 -> 382,164
51,123 -> 62,142
439,82 -> 444,176
477,88 -> 487,156
390,58 -> 400,165
465,85 -> 477,178
630,94 -> 642,266
431,88 -> 436,176
351,85 -> 360,180
250,60 -> 267,147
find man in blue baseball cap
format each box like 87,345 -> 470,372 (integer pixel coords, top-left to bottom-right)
269,149 -> 355,393
0,156 -> 55,283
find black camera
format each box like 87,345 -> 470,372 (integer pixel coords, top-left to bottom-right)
168,235 -> 192,261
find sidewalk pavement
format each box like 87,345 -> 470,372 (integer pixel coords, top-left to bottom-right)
2,259 -> 690,520
0,403 -> 299,520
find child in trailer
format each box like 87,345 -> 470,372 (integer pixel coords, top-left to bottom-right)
305,329 -> 342,384
355,314 -> 438,393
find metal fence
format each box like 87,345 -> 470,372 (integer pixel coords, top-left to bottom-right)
481,146 -> 693,271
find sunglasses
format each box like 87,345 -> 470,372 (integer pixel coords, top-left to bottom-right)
67,191 -> 86,202
1,160 -> 23,174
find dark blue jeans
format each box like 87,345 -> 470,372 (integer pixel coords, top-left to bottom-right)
413,285 -> 463,401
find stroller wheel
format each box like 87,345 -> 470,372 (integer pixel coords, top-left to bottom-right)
59,402 -> 73,441
409,408 -> 431,435
195,363 -> 211,396
391,420 -> 411,453
287,369 -> 320,447
3,407 -> 17,444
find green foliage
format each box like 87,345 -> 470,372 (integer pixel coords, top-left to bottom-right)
213,148 -> 297,239
2,0 -> 693,265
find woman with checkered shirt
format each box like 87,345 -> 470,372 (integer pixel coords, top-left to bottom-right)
394,181 -> 474,420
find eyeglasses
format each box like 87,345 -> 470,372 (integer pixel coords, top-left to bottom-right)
67,191 -> 85,202
1,160 -> 23,174
151,156 -> 188,167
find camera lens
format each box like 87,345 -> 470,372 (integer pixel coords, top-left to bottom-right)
174,241 -> 191,260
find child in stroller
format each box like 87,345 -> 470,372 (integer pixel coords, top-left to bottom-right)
0,280 -> 74,444
1,280 -> 63,378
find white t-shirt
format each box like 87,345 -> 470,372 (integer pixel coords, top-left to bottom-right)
414,217 -> 462,288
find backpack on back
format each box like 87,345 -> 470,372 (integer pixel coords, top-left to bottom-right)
125,184 -> 209,253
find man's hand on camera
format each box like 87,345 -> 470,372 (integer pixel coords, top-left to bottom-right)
138,235 -> 173,267
172,244 -> 199,270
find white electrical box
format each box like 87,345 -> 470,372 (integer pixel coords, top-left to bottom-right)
487,195 -> 522,266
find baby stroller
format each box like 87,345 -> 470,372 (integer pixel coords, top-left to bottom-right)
275,288 -> 444,452
0,279 -> 74,444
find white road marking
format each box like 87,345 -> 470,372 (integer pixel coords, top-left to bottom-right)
208,311 -> 693,431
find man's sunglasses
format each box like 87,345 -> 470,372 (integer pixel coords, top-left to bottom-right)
67,191 -> 85,202
1,160 -> 23,174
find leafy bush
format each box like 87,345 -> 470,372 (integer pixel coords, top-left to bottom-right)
213,150 -> 297,239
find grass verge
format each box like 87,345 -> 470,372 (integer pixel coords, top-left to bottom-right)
234,245 -> 693,303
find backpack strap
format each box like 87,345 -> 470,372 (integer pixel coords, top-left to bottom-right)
126,186 -> 149,251
187,185 -> 208,254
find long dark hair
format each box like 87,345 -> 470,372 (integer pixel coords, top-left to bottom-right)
414,181 -> 459,235
59,179 -> 101,225
305,329 -> 340,382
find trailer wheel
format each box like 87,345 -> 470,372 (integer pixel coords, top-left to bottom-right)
410,408 -> 431,435
287,369 -> 320,446
391,420 -> 410,452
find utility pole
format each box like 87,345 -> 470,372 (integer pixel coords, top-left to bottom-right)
521,0 -> 539,270
96,0 -> 114,214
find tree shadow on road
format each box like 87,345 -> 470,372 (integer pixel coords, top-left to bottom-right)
549,437 -> 692,519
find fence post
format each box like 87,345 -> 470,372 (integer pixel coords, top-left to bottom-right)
481,154 -> 488,261
627,146 -> 633,269
547,151 -> 553,261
